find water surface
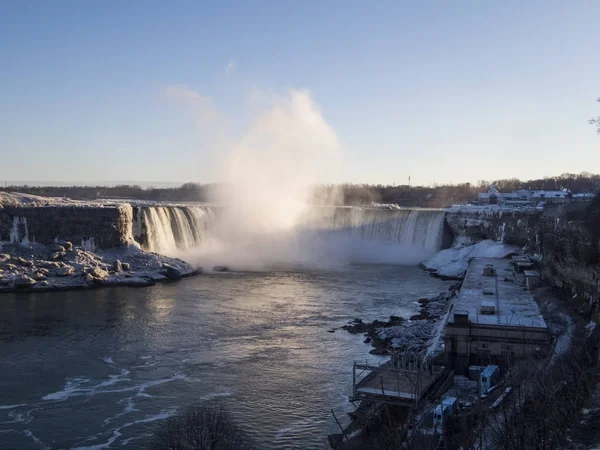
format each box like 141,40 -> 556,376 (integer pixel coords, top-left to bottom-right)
0,265 -> 451,449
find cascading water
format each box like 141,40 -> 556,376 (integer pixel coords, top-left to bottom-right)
136,205 -> 446,263
313,208 -> 446,252
137,206 -> 216,255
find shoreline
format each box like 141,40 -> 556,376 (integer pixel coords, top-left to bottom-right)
331,270 -> 461,448
0,241 -> 199,295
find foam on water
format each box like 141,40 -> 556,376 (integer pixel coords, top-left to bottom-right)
42,372 -> 189,402
102,397 -> 138,426
23,429 -> 48,449
0,404 -> 27,410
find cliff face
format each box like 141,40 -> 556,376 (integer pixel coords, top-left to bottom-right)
540,204 -> 600,297
445,207 -> 541,249
446,204 -> 600,299
0,204 -> 133,249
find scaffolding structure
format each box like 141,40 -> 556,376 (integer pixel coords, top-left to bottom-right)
350,348 -> 452,407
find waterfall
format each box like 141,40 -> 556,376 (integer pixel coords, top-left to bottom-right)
138,206 -> 216,254
136,205 -> 446,257
310,208 -> 446,252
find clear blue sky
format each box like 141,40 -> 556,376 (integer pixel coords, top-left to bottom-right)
1,1 -> 598,186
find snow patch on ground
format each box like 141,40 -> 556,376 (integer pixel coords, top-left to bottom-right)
447,204 -> 542,214
424,240 -> 519,279
0,192 -> 74,207
0,191 -> 129,208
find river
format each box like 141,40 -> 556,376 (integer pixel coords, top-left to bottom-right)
0,264 -> 451,449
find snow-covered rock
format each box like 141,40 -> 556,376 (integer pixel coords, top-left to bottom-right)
424,240 -> 519,279
0,241 -> 198,293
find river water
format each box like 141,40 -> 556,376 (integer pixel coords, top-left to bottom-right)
0,265 -> 451,449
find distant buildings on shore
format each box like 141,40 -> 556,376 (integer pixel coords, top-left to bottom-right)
476,185 -> 595,206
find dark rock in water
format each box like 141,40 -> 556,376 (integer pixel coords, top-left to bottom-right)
15,275 -> 36,288
121,262 -> 130,271
342,321 -> 369,334
163,264 -> 182,281
342,315 -> 404,335
364,337 -> 372,344
213,265 -> 229,272
369,348 -> 389,355
327,329 -> 336,333
40,280 -> 49,287
410,313 -> 428,321
327,434 -> 344,449
112,260 -> 122,272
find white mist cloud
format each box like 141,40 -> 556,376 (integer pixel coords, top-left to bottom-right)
216,89 -> 342,233
163,84 -> 356,269
164,84 -> 219,128
225,59 -> 236,75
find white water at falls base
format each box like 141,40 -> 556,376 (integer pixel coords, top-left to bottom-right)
136,206 -> 446,268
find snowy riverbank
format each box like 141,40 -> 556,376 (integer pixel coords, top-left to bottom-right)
423,239 -> 520,279
0,241 -> 198,293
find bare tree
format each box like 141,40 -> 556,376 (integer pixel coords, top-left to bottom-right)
152,401 -> 254,450
590,97 -> 600,134
481,322 -> 599,450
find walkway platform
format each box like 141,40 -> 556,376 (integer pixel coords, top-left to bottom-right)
350,363 -> 451,406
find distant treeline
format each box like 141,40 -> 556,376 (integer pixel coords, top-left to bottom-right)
314,172 -> 600,207
0,182 -> 217,203
2,172 -> 599,208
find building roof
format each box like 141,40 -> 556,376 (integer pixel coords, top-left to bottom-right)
478,192 -> 520,200
448,258 -> 548,329
530,190 -> 569,198
481,365 -> 499,378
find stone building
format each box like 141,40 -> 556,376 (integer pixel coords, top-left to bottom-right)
444,258 -> 551,375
